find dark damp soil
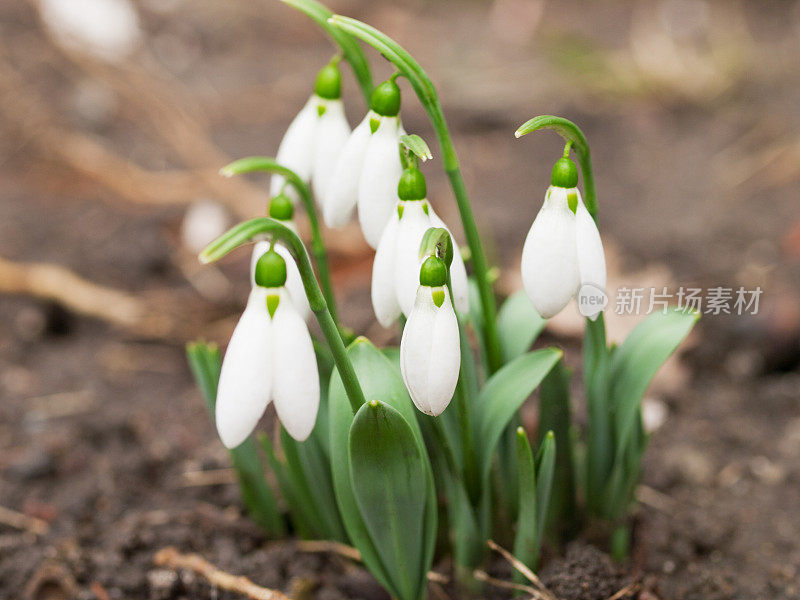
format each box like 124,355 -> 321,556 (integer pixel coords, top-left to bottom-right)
2,0 -> 800,599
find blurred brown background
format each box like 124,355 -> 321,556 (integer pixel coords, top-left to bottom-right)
1,1 -> 799,598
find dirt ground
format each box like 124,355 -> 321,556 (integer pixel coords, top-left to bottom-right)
1,0 -> 799,599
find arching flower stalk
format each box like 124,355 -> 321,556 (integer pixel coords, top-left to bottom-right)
324,75 -> 406,248
372,165 -> 468,327
400,255 -> 461,416
215,248 -> 319,448
521,150 -> 606,319
250,193 -> 310,321
270,58 -> 351,205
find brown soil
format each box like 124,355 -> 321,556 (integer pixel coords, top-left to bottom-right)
2,1 -> 799,599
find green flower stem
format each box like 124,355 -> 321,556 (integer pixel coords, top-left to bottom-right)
281,0 -> 373,104
220,157 -> 339,325
515,115 -> 598,222
329,15 -> 504,374
200,217 -> 366,414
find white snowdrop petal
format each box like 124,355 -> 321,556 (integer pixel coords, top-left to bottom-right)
215,288 -> 273,449
275,244 -> 310,321
400,288 -> 438,415
270,96 -> 319,200
424,291 -> 460,416
371,214 -> 402,327
324,113 -> 373,227
575,197 -> 607,291
38,0 -> 141,62
521,187 -> 580,318
394,202 -> 433,317
312,100 -> 351,209
428,210 -> 469,314
358,117 -> 403,248
181,200 -> 230,255
271,291 -> 320,441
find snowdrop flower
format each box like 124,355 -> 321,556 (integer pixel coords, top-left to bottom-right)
270,60 -> 351,205
37,0 -> 141,62
249,194 -> 310,321
400,256 -> 461,416
521,154 -> 606,319
372,167 -> 469,326
323,76 -> 405,248
216,249 -> 319,448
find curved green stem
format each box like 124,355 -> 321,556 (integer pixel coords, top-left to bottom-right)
329,15 -> 503,374
515,116 -> 598,222
281,0 -> 373,104
220,157 -> 339,325
200,217 -> 365,414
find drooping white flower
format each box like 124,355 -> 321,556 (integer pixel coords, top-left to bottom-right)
521,156 -> 606,319
372,167 -> 468,327
372,201 -> 469,326
270,62 -> 350,204
248,194 -> 310,321
215,252 -> 319,448
37,0 -> 141,62
400,257 -> 461,416
323,78 -> 405,248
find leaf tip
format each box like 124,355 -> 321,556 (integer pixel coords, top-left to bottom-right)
219,166 -> 234,178
514,128 -> 524,138
516,426 -> 525,436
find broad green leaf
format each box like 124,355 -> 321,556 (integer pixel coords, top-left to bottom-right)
328,338 -> 436,599
474,348 -> 562,485
610,308 -> 698,459
497,291 -> 546,362
538,358 -> 576,533
186,342 -> 284,537
349,401 -> 432,600
513,427 -> 538,575
583,314 -> 612,513
534,431 -> 556,541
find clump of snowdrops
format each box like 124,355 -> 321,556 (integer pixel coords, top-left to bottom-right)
187,2 -> 698,598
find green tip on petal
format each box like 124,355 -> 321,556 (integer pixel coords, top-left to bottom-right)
551,156 -> 579,188
419,255 -> 448,288
397,166 -> 427,200
369,79 -> 401,117
254,249 -> 287,288
432,287 -> 446,308
266,292 -> 280,318
369,399 -> 380,408
269,194 -> 294,221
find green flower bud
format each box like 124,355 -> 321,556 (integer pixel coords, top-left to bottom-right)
369,78 -> 401,117
268,193 -> 294,221
419,255 -> 448,288
254,249 -> 287,288
550,156 -> 578,188
397,166 -> 427,201
314,63 -> 342,100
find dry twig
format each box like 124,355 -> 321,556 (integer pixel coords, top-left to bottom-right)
295,540 -> 449,583
606,581 -> 641,600
487,539 -> 558,600
474,569 -> 543,599
154,546 -> 291,600
0,504 -> 49,536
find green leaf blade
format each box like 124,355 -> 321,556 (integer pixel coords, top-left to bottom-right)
610,308 -> 698,460
497,290 -> 546,362
349,401 -> 431,600
475,348 -> 562,486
